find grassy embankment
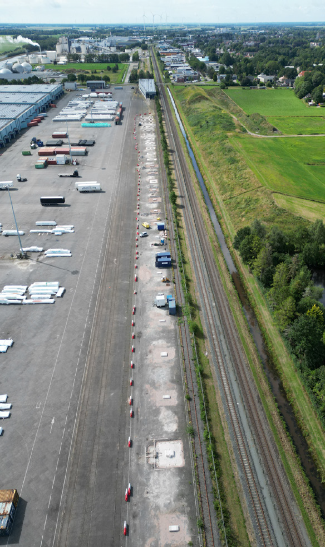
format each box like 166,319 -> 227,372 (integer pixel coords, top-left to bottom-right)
170,83 -> 325,546
42,62 -> 128,84
226,87 -> 325,135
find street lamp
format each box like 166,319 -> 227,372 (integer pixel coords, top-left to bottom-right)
7,187 -> 25,257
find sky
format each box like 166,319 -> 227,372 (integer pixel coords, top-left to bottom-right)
0,0 -> 325,26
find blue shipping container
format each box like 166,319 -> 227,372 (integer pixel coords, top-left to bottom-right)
169,299 -> 176,315
166,295 -> 173,301
157,223 -> 165,231
0,502 -> 16,520
0,515 -> 13,536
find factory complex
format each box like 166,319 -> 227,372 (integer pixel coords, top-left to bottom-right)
0,84 -> 63,146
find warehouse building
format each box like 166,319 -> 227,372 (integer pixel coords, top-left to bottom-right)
139,79 -> 156,99
0,84 -> 63,147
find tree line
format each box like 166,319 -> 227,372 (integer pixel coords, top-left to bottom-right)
234,219 -> 325,421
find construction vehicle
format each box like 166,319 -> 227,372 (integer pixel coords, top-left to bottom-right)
161,277 -> 170,283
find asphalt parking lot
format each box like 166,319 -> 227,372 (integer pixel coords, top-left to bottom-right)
0,89 -> 198,546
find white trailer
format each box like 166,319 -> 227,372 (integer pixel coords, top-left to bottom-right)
75,182 -> 101,192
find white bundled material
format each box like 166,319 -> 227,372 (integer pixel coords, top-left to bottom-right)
45,249 -> 71,254
45,253 -> 72,257
2,230 -> 25,236
1,294 -> 25,300
0,395 -> 8,403
29,282 -> 59,287
23,299 -> 55,304
0,298 -> 22,305
3,286 -> 27,291
30,229 -> 52,234
0,411 -> 10,418
0,346 -> 8,353
36,221 -> 56,226
56,287 -> 65,298
0,403 -> 11,410
29,294 -> 53,299
22,247 -> 43,252
29,288 -> 57,294
56,225 -> 74,230
52,229 -> 74,234
0,340 -> 13,347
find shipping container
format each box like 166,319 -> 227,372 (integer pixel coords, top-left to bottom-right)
56,155 -> 66,165
52,132 -> 67,138
47,157 -> 57,165
38,148 -> 56,156
40,196 -> 65,206
0,502 -> 16,520
69,147 -> 87,156
155,251 -> 171,260
168,299 -> 176,315
0,515 -> 13,536
22,150 -> 31,156
46,140 -> 63,147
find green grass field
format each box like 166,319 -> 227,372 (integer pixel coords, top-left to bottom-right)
41,62 -> 128,84
273,193 -> 325,221
231,136 -> 325,202
43,62 -> 126,71
226,88 -> 325,117
267,116 -> 325,134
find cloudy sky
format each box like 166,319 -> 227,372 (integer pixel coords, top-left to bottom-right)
1,0 -> 324,25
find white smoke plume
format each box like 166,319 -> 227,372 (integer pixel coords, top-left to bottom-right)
0,35 -> 40,50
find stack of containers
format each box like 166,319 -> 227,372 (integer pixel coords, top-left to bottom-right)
0,490 -> 19,537
35,159 -> 47,169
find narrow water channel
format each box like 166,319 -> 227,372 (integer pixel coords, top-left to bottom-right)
167,87 -> 325,516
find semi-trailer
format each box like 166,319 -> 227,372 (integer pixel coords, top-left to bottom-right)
40,196 -> 65,206
75,182 -> 101,192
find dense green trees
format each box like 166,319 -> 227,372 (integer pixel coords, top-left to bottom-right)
234,218 -> 325,374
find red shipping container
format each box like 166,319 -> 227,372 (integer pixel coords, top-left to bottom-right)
38,147 -> 56,156
47,157 -> 57,165
52,132 -> 67,138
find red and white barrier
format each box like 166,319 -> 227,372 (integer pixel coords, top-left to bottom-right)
129,396 -> 132,405
128,483 -> 132,496
130,407 -> 134,418
124,521 -> 127,536
131,345 -> 135,352
128,437 -> 132,447
130,378 -> 133,386
125,489 -> 128,502
132,332 -> 135,339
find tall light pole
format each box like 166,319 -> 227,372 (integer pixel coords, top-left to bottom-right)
7,187 -> 25,257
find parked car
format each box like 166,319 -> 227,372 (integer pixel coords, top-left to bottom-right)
140,232 -> 148,237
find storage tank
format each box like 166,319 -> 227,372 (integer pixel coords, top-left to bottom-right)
21,62 -> 32,73
0,68 -> 12,76
28,55 -> 39,64
4,60 -> 13,70
12,63 -> 24,73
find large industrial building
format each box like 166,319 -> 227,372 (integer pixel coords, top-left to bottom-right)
139,79 -> 156,99
0,84 -> 63,146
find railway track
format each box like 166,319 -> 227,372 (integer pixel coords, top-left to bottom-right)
154,83 -> 221,547
151,50 -> 309,547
